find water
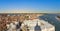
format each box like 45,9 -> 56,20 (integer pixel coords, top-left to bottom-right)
39,14 -> 60,31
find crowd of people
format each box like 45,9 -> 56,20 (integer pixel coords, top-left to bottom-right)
0,14 -> 42,31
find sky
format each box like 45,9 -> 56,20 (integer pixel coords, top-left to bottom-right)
0,0 -> 60,13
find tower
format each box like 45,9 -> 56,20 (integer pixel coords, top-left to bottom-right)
35,21 -> 41,31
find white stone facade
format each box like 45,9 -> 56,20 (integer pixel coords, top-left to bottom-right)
21,19 -> 55,31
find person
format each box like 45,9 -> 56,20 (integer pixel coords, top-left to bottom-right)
20,15 -> 41,31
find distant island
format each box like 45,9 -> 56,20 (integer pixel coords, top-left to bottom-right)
56,16 -> 60,21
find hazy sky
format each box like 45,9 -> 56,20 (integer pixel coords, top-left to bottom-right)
0,0 -> 60,13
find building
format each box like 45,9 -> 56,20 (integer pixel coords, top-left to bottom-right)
21,15 -> 55,31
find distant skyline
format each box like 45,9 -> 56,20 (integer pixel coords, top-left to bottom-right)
0,0 -> 60,13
